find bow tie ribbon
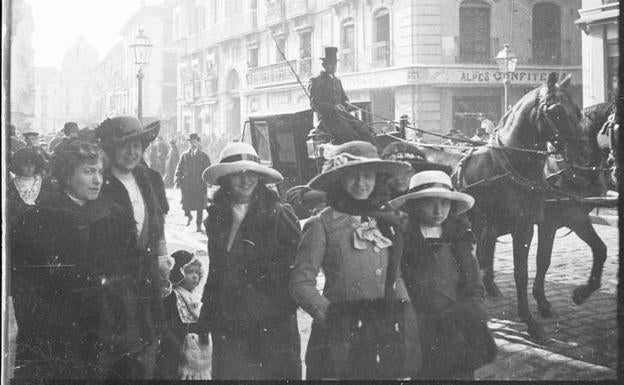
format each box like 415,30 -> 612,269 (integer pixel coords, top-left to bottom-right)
353,218 -> 393,252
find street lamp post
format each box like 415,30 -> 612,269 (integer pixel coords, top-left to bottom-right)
129,28 -> 153,123
495,44 -> 518,112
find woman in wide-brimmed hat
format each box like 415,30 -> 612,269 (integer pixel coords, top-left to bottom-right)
390,170 -> 496,380
381,141 -> 453,200
290,141 -> 421,380
95,116 -> 172,379
198,142 -> 302,380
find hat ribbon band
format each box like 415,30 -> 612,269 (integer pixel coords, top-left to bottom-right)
220,153 -> 260,164
408,182 -> 453,194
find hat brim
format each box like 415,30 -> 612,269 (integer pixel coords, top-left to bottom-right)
308,160 -> 410,192
389,188 -> 475,215
405,161 -> 453,175
202,160 -> 284,185
101,120 -> 160,148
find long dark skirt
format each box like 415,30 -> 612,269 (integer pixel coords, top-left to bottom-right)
211,315 -> 301,380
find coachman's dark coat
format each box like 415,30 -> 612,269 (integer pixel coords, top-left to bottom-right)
401,215 -> 489,380
198,187 -> 302,379
308,71 -> 375,144
10,193 -> 155,379
175,149 -> 211,211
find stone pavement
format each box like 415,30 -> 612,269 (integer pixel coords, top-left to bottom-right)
164,189 -> 619,380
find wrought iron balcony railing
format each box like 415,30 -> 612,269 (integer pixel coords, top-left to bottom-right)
370,41 -> 390,67
339,49 -> 355,73
247,59 -> 311,87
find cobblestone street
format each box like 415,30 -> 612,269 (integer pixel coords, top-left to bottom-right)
164,189 -> 618,380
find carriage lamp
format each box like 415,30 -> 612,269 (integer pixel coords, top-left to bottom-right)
306,128 -> 332,159
129,28 -> 153,123
495,44 -> 517,112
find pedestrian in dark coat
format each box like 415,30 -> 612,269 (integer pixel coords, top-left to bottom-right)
389,170 -> 495,380
290,141 -> 420,379
95,116 -> 174,379
7,147 -> 54,225
175,133 -> 211,232
10,140 -> 143,380
198,142 -> 302,380
164,139 -> 180,188
308,47 -> 376,145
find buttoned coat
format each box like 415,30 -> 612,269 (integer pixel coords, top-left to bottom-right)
290,206 -> 421,379
175,149 -> 211,211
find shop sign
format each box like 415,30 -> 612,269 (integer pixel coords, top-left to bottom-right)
407,67 -> 581,85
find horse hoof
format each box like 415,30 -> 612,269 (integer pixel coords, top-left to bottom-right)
527,322 -> 548,344
572,285 -> 598,305
537,303 -> 558,319
484,281 -> 502,297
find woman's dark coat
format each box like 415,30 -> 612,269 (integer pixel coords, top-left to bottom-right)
198,188 -> 302,379
164,142 -> 180,188
7,174 -> 55,226
401,215 -> 487,379
9,193 -> 152,379
175,149 -> 211,211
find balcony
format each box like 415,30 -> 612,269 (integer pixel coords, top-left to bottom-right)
286,0 -> 311,18
339,49 -> 355,72
247,59 -> 310,88
370,41 -> 390,67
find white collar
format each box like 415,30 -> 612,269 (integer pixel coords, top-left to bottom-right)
66,191 -> 86,206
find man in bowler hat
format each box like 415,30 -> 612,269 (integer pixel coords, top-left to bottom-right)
308,47 -> 377,145
175,133 -> 211,232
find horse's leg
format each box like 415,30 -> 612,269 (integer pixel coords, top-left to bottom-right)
533,220 -> 558,318
512,224 -> 546,342
478,226 -> 501,297
569,216 -> 608,304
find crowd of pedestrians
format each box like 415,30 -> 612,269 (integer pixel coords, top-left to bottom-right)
6,115 -> 497,380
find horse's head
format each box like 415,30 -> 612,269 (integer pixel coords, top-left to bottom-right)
534,73 -> 591,167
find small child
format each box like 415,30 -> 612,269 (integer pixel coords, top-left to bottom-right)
157,250 -> 211,380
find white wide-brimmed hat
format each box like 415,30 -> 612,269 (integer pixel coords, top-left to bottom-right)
307,141 -> 411,192
202,142 -> 283,185
389,170 -> 475,215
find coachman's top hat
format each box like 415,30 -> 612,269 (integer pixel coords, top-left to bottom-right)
320,46 -> 339,62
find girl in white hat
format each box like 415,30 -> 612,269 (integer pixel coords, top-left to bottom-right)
290,141 -> 421,380
198,142 -> 302,380
389,170 -> 496,380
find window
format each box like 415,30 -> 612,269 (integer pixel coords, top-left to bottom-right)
248,47 -> 258,68
606,39 -> 619,102
459,0 -> 491,63
372,8 -> 390,66
299,32 -> 311,59
532,2 -> 561,64
275,37 -> 286,62
341,19 -> 355,72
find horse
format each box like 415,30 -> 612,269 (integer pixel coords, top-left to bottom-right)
408,73 -> 590,341
532,102 -> 617,318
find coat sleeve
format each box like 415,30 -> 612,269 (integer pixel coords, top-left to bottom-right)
289,215 -> 330,320
309,77 -> 336,117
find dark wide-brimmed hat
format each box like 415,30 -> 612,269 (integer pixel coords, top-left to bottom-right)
169,250 -> 204,286
202,142 -> 283,185
381,141 -> 452,174
390,170 -> 475,215
308,141 -> 411,192
95,116 -> 159,150
320,46 -> 338,62
187,133 -> 201,141
22,131 -> 40,138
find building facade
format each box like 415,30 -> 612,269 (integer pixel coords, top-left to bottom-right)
33,67 -> 60,134
93,2 -> 177,136
174,0 -> 583,142
576,0 -> 618,108
9,0 -> 35,132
